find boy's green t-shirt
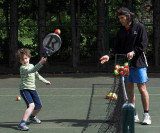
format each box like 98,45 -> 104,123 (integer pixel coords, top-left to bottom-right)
19,63 -> 48,90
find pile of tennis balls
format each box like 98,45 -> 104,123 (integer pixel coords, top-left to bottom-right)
106,92 -> 117,100
114,62 -> 129,76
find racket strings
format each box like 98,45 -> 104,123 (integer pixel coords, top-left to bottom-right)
43,33 -> 61,55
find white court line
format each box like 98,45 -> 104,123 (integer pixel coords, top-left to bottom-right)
33,126 -> 160,128
31,127 -> 82,129
12,126 -> 160,129
40,95 -> 104,97
42,87 -> 160,90
0,94 -> 160,97
136,93 -> 160,95
3,87 -> 160,89
26,126 -> 160,128
135,126 -> 160,128
0,95 -> 105,97
0,88 -> 91,90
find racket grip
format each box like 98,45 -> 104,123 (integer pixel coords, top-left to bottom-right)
43,53 -> 48,58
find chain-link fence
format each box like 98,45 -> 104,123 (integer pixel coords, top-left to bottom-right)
0,0 -> 154,74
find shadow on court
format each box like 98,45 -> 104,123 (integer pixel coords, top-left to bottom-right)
0,122 -> 18,130
42,119 -> 105,126
0,119 -> 105,130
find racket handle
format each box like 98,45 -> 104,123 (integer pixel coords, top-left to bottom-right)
43,53 -> 48,58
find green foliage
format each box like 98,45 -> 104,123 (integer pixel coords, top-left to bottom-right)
0,0 -> 154,66
146,26 -> 153,58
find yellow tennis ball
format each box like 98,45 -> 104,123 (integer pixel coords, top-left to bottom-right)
112,93 -> 117,99
108,93 -> 112,96
16,96 -> 21,101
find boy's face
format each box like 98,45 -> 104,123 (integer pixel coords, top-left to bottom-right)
118,15 -> 130,27
20,55 -> 30,66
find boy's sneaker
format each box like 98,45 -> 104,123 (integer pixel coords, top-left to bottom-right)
134,114 -> 140,123
29,116 -> 41,124
17,123 -> 29,131
142,113 -> 151,125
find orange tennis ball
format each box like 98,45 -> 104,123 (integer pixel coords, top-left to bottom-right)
119,71 -> 124,76
54,29 -> 61,35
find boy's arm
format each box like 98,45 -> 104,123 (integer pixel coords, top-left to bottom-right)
35,72 -> 48,83
20,57 -> 47,75
20,63 -> 43,75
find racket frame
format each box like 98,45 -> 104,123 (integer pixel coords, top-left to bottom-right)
43,33 -> 62,57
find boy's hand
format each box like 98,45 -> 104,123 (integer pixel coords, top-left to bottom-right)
40,57 -> 47,64
46,81 -> 51,85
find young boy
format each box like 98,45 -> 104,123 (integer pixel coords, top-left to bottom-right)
16,48 -> 51,131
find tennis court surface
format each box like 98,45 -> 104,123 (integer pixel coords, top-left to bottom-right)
0,73 -> 160,133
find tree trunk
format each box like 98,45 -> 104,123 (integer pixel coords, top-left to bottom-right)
71,0 -> 80,68
9,0 -> 18,67
97,0 -> 106,67
75,0 -> 80,67
153,0 -> 160,67
38,0 -> 46,58
3,0 -> 10,64
125,0 -> 133,11
4,0 -> 10,39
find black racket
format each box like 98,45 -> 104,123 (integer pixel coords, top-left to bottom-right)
43,33 -> 62,57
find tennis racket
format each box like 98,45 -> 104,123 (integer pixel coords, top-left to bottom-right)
43,33 -> 62,57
